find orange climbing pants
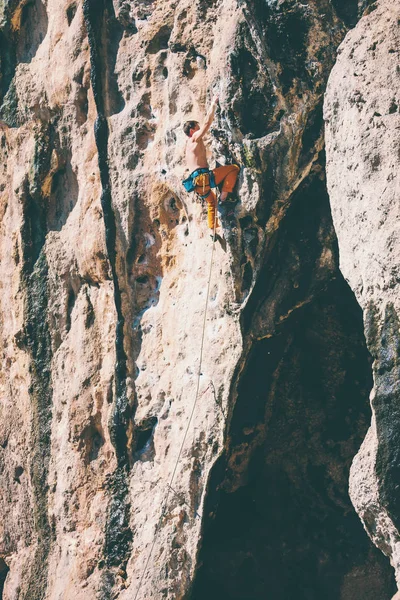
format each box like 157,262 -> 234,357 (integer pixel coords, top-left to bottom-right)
194,164 -> 240,229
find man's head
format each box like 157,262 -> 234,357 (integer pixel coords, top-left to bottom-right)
183,120 -> 199,138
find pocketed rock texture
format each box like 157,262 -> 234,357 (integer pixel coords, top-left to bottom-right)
325,0 -> 400,593
0,0 -> 396,599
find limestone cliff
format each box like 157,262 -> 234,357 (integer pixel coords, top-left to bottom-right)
325,0 -> 400,593
0,0 -> 397,599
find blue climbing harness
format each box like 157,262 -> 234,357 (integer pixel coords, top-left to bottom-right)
182,168 -> 216,198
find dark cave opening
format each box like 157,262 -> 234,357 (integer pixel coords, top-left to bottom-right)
190,171 -> 396,599
192,280 -> 395,600
229,43 -> 275,138
246,0 -> 310,93
66,3 -> 77,26
146,25 -> 172,54
135,416 -> 158,460
330,0 -> 359,28
0,558 -> 9,599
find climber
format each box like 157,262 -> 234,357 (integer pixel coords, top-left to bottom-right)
182,96 -> 240,230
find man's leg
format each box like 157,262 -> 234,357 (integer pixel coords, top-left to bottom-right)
206,191 -> 219,229
213,164 -> 240,200
194,181 -> 219,229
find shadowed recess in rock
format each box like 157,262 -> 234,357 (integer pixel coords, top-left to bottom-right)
83,0 -> 133,592
0,559 -> 9,600
20,250 -> 53,600
191,283 -> 395,600
23,122 -> 79,243
134,416 -> 158,461
79,414 -> 105,464
300,106 -> 324,169
367,303 -> 400,534
47,150 -> 79,231
146,24 -> 171,54
83,0 -> 130,466
0,30 -> 16,105
83,0 -> 124,118
16,0 -> 48,64
66,2 -> 77,26
330,0 -> 360,27
240,0 -> 370,107
242,168 -> 335,334
0,0 -> 48,124
21,189 -> 46,272
243,0 -> 310,94
72,65 -> 89,125
103,469 -> 132,569
228,29 -> 276,138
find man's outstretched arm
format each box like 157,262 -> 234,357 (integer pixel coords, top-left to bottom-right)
192,96 -> 219,141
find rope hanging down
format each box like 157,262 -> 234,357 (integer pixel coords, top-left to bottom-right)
133,199 -> 219,600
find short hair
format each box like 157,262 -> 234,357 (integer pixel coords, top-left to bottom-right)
183,120 -> 199,137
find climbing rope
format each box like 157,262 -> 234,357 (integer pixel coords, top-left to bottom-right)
133,198 -> 219,600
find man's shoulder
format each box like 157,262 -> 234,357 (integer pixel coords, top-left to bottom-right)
186,138 -> 199,152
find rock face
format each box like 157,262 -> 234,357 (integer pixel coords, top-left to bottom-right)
0,0 -> 397,599
325,0 -> 400,592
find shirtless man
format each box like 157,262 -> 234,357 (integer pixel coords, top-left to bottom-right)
183,97 -> 240,229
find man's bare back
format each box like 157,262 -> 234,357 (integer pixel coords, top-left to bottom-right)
185,136 -> 208,172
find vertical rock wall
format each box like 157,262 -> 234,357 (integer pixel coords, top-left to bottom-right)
0,0 -> 396,598
325,0 -> 400,593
